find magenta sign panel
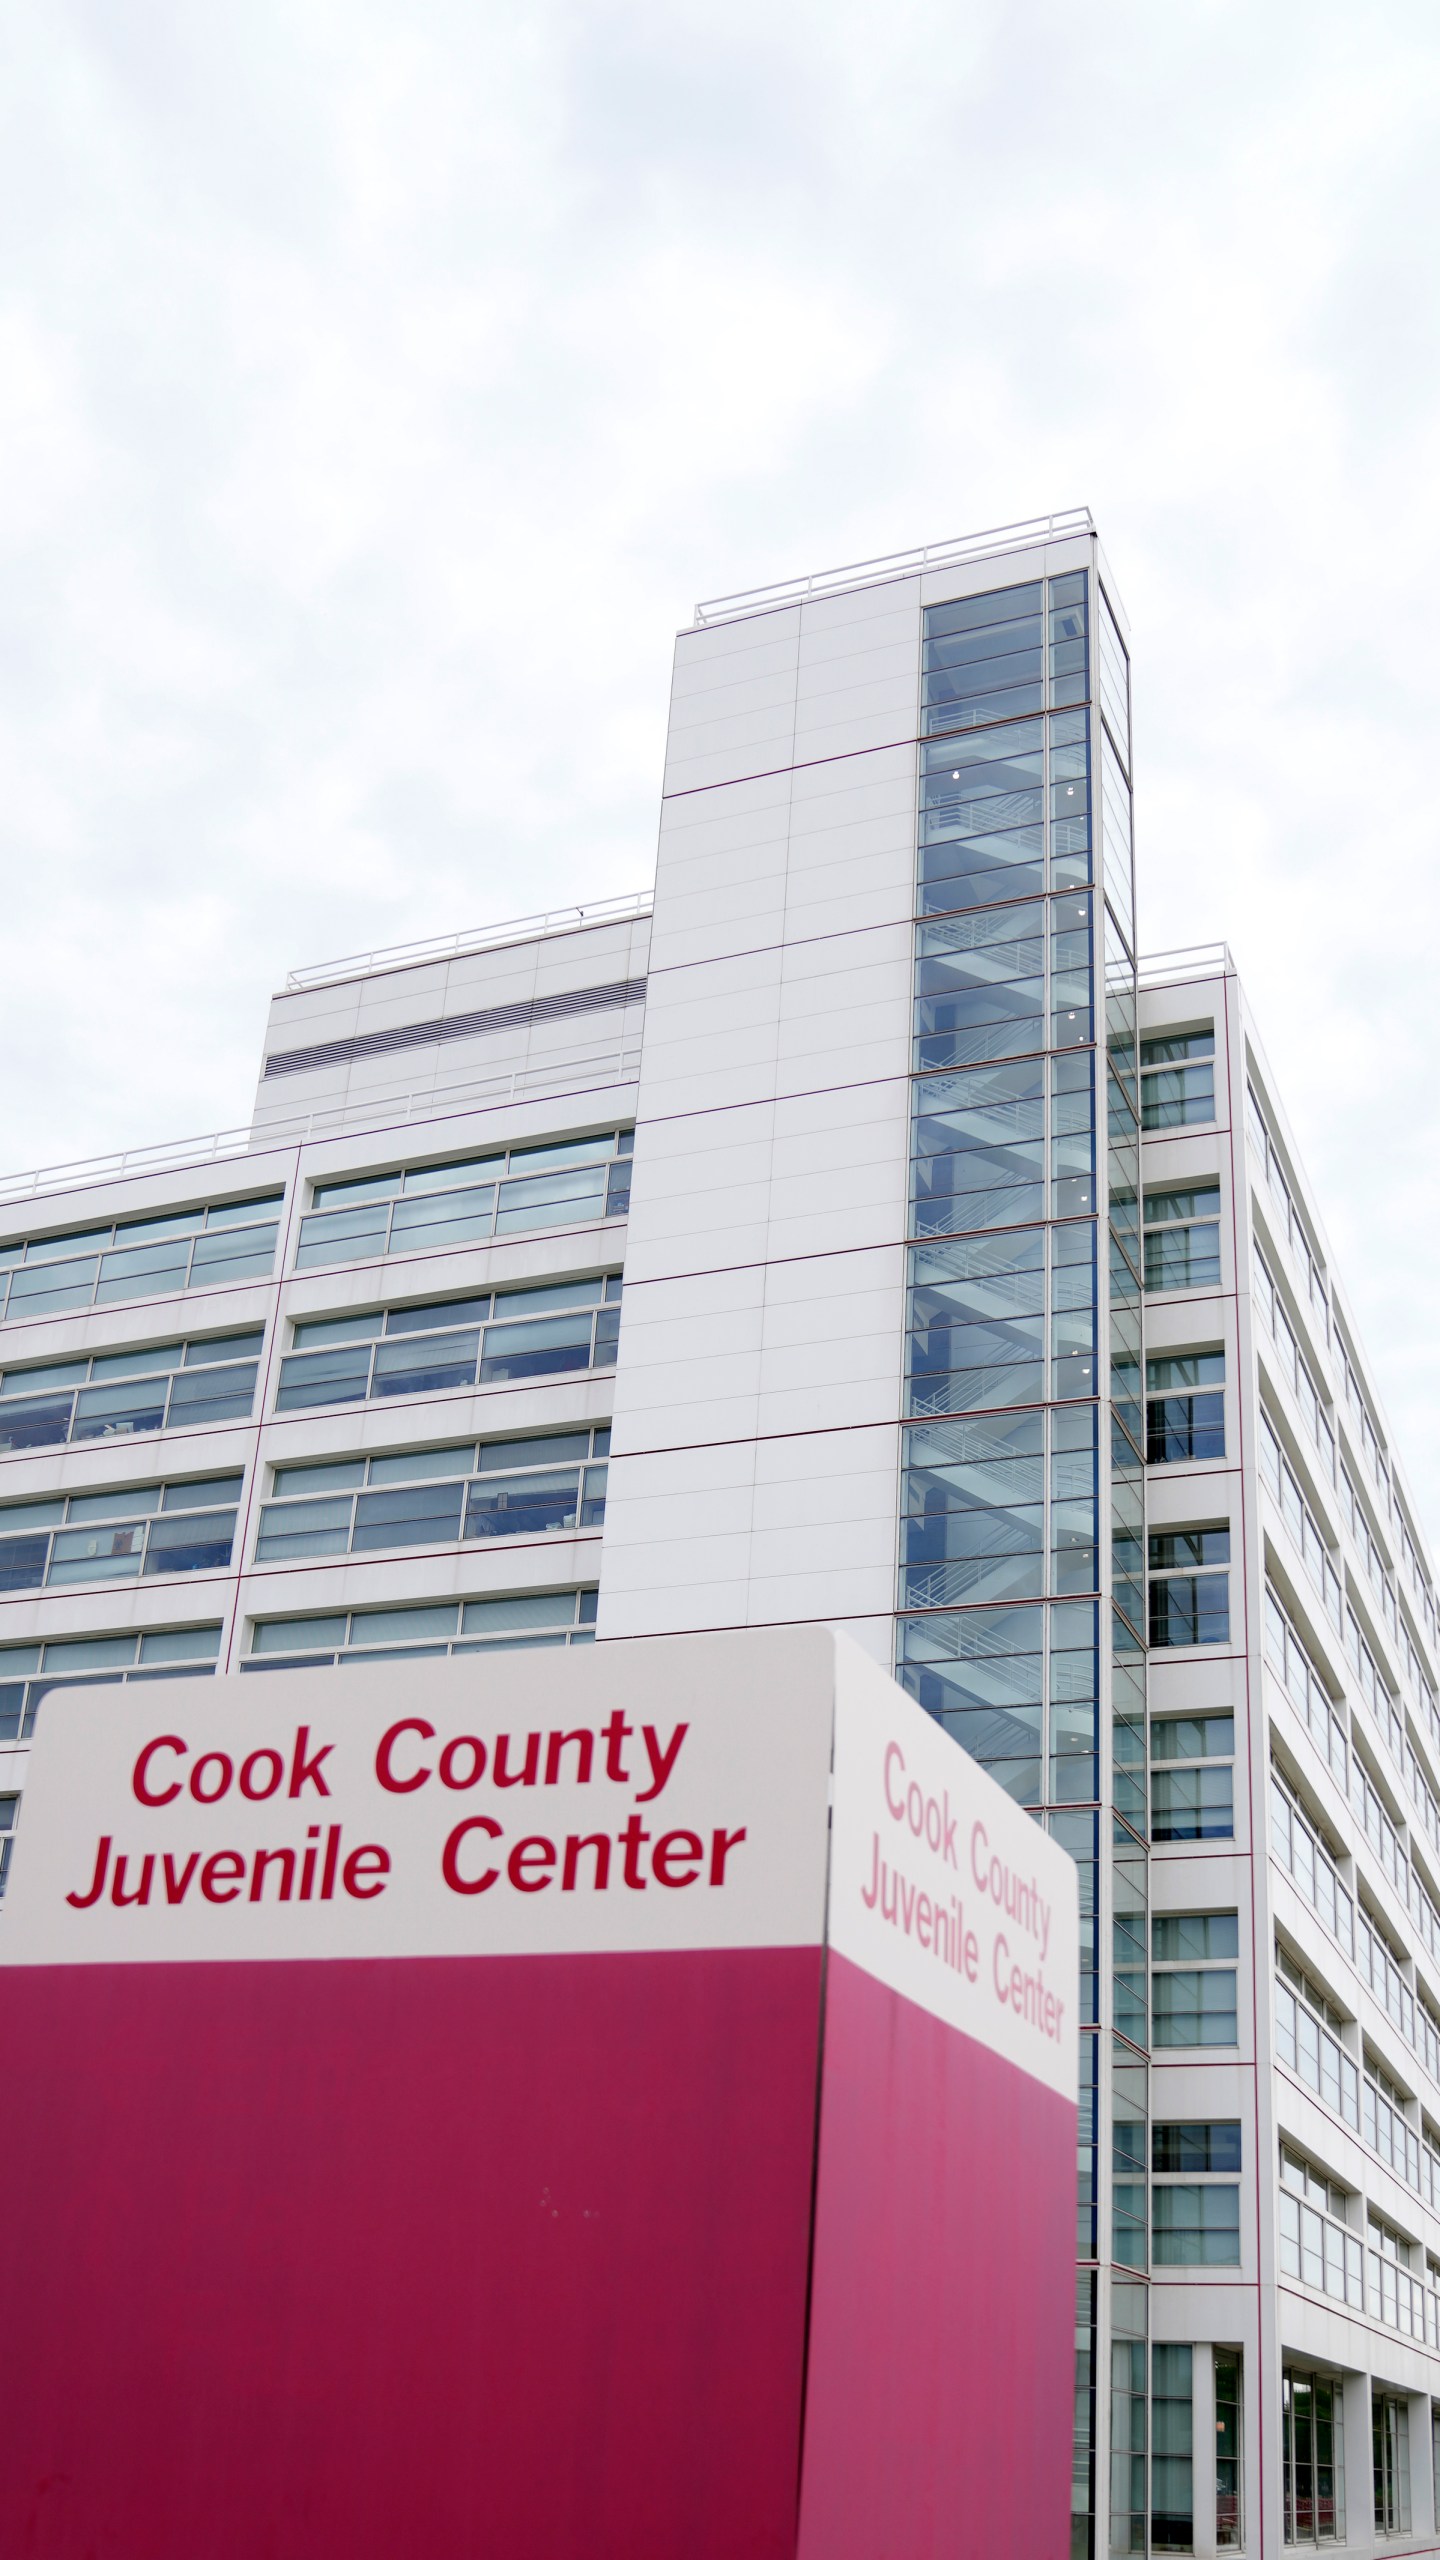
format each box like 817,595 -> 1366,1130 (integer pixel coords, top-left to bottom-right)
0,1628 -> 1076,2559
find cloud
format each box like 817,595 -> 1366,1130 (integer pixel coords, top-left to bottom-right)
3,0 -> 1440,1514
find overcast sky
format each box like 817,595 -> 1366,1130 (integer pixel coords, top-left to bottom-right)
4,0 -> 1440,1513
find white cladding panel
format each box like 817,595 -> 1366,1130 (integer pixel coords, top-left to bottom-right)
599,588 -> 919,1645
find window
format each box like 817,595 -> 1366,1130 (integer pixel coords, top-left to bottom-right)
895,1601 -> 1043,1806
1373,2392 -> 1410,2536
1110,2280 -> 1149,2560
1146,1351 -> 1225,1464
1365,2208 -> 1437,2342
1253,1248 -> 1334,1479
0,1196 -> 281,1318
1150,1713 -> 1234,1841
0,1330 -> 263,1455
1248,1083 -> 1328,1322
917,724 -> 1044,912
1152,2185 -> 1240,2269
1215,2355 -> 1242,2550
921,584 -> 1044,735
898,1410 -> 1043,1610
1346,1607 -> 1403,1764
0,1794 -> 16,1895
1270,1771 -> 1353,1955
0,1624 -> 220,1744
273,1276 -> 621,1416
910,1060 -> 1044,1239
1259,1414 -> 1341,1628
1049,572 -> 1088,710
245,1588 -> 598,1669
1049,889 -> 1093,1045
1363,2056 -> 1420,2193
1100,727 -> 1133,923
1356,1909 -> 1416,2056
1150,2345 -> 1193,2549
1097,584 -> 1130,767
255,1429 -> 610,1564
1141,1032 -> 1215,1130
905,1230 -> 1044,1417
1143,1187 -> 1221,1293
1279,2147 -> 1363,2309
1153,2122 -> 1241,2174
1152,1912 -> 1238,2046
0,1476 -> 241,1594
912,903 -> 1045,1069
1283,2370 -> 1343,2543
294,1134 -> 632,1272
1275,1948 -> 1359,2130
1149,1527 -> 1230,1648
1263,1587 -> 1348,1783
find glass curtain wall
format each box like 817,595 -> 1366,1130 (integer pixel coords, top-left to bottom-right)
897,562 -> 1146,2560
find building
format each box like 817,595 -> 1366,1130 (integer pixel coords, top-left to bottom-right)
0,508 -> 1435,2555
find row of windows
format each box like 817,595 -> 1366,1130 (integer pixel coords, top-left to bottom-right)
0,1425 -> 613,1599
1280,2165 -> 1440,2355
0,1200 -> 281,1320
0,1272 -> 622,1460
0,1131 -> 637,1325
1340,1459 -> 1398,1638
0,1590 -> 600,1753
1254,1244 -> 1336,1483
275,1279 -> 621,1415
1265,1557 -> 1440,1949
295,1132 -> 632,1270
257,1430 -> 610,1564
0,1330 -> 261,1454
0,1475 -> 241,1593
1272,1765 -> 1440,2116
0,1622 -> 223,1746
1249,1075 -> 1440,1660
1260,1411 -> 1341,1631
1264,1583 -> 1349,1783
1246,1081 -> 1329,1329
244,1588 -> 597,1668
1274,1947 -> 1440,2224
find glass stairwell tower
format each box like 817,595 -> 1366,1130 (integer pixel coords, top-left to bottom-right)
891,555 -> 1148,2558
597,515 -> 1149,2558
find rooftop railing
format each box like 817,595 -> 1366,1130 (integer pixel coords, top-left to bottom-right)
1137,942 -> 1234,988
282,890 -> 654,994
0,1041 -> 646,1211
691,510 -> 1095,626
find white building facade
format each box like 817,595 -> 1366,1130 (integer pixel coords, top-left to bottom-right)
0,512 -> 1435,2556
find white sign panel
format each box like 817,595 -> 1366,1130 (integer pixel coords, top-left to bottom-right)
827,1643 -> 1079,2101
1,1630 -> 835,1966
